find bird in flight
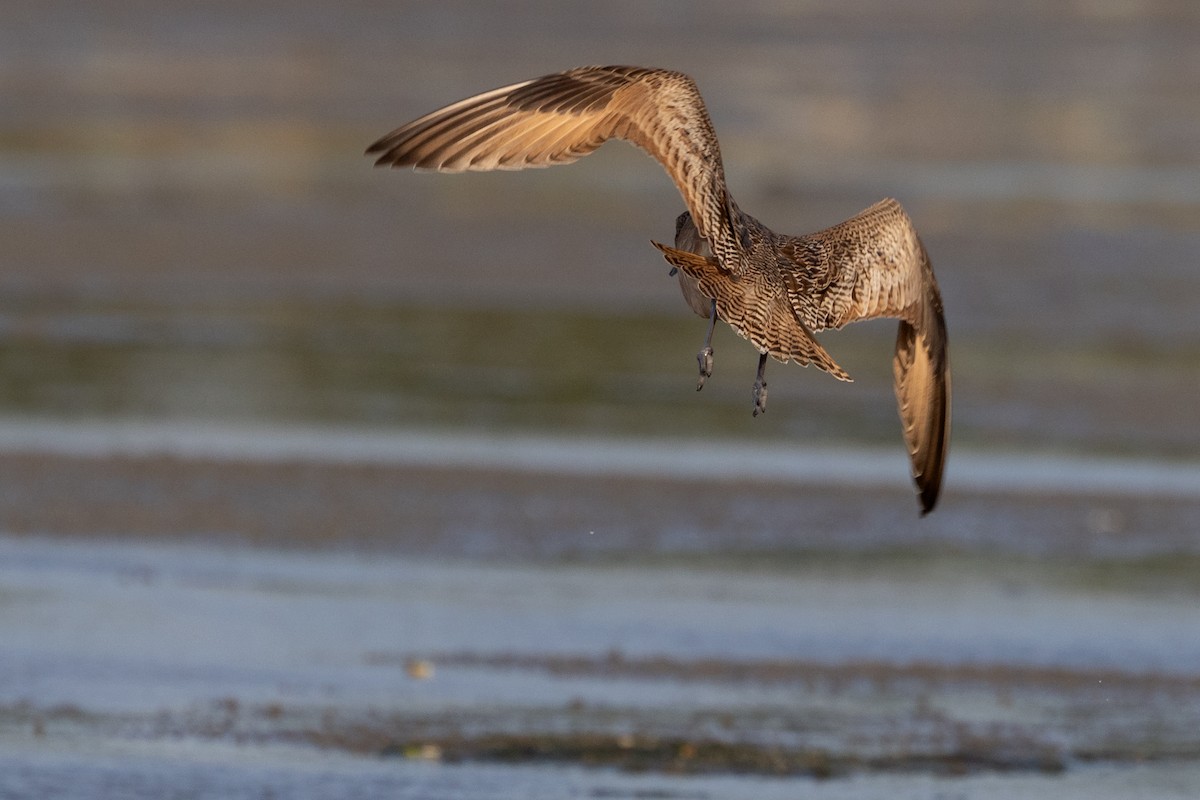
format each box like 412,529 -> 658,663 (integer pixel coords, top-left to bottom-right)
367,65 -> 950,514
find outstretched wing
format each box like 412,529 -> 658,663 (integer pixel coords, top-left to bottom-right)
367,65 -> 749,275
780,199 -> 951,513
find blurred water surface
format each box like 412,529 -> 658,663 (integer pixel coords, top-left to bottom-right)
1,1 -> 1197,456
1,1 -> 1199,796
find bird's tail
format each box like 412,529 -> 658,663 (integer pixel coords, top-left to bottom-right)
652,241 -> 850,380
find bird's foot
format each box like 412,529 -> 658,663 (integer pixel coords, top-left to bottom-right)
696,346 -> 714,390
752,378 -> 768,417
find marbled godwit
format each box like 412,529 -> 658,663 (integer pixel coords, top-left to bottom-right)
367,66 -> 950,513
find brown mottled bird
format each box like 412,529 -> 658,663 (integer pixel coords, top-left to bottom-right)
367,65 -> 951,513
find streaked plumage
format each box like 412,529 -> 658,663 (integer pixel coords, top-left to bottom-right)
367,65 -> 951,513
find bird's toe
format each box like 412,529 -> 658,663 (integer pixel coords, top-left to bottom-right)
752,379 -> 768,417
696,347 -> 714,390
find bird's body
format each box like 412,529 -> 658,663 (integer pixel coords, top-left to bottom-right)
368,65 -> 951,513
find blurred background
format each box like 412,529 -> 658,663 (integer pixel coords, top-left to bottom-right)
2,1 -> 1199,797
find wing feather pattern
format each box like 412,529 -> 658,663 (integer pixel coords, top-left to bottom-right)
367,66 -> 750,274
779,199 -> 950,513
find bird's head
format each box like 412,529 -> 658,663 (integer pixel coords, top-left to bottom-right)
673,211 -> 711,257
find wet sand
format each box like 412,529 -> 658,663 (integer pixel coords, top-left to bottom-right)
2,420 -> 1200,562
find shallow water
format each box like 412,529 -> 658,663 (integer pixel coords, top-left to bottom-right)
4,747 -> 1199,800
2,531 -> 1200,797
3,418 -> 1200,499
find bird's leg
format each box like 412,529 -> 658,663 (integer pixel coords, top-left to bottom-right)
752,351 -> 768,417
696,299 -> 717,390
